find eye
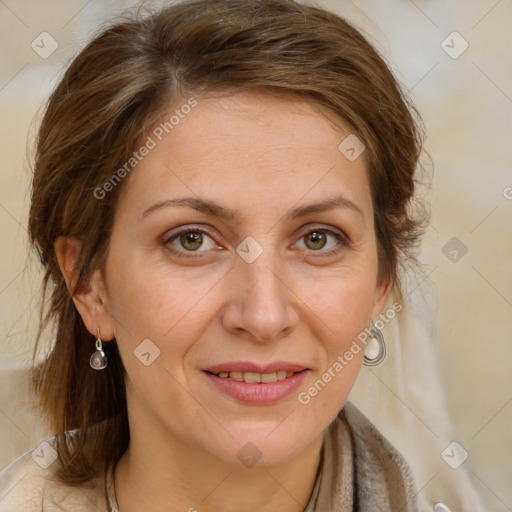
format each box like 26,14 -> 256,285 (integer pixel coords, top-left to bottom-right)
294,227 -> 347,257
163,227 -> 221,257
163,225 -> 348,259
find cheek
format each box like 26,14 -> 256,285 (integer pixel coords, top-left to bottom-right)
301,265 -> 377,339
306,270 -> 376,363
104,251 -> 220,360
294,275 -> 374,415
333,279 -> 375,333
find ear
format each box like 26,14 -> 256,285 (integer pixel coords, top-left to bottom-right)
54,236 -> 115,341
371,275 -> 394,322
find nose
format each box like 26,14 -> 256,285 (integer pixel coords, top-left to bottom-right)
220,242 -> 298,342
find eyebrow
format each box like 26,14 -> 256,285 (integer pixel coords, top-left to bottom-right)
141,194 -> 365,222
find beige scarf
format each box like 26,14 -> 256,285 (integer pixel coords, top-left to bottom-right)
303,401 -> 420,511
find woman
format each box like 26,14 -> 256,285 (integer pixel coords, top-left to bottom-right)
0,0 -> 429,510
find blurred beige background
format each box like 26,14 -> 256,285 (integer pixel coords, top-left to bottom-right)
0,1 -> 510,511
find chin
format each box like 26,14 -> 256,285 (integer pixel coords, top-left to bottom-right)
209,428 -> 314,469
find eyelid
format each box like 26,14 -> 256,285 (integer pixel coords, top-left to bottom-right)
162,224 -> 216,242
162,225 -> 221,254
304,225 -> 349,244
162,223 -> 349,257
295,226 -> 349,256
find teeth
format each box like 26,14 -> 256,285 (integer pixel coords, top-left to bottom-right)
215,370 -> 297,382
245,372 -> 262,383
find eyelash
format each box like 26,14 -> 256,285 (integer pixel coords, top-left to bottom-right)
162,225 -> 348,259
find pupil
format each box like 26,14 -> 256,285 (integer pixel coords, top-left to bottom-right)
308,232 -> 326,250
182,231 -> 202,250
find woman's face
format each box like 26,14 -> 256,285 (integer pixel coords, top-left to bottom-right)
98,90 -> 390,467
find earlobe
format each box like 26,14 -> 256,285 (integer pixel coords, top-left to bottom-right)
54,236 -> 115,341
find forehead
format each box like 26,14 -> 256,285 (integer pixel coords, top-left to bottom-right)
117,89 -> 372,220
163,89 -> 354,158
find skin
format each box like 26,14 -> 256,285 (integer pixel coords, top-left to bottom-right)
55,89 -> 392,512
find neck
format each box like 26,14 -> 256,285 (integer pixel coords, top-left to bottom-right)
113,418 -> 325,512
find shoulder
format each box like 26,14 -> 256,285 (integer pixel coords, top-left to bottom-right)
0,437 -> 108,512
338,401 -> 420,511
0,440 -> 51,511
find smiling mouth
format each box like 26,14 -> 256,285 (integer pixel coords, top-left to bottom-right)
206,370 -> 302,383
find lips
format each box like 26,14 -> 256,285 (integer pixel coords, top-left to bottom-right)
204,367 -> 309,404
202,362 -> 310,404
203,362 -> 309,374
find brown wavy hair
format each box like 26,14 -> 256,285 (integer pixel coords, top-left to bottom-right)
28,0 -> 428,485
